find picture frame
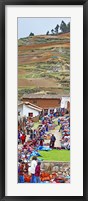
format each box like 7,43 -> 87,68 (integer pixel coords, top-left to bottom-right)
0,0 -> 88,200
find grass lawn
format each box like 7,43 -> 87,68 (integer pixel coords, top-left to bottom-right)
38,149 -> 70,162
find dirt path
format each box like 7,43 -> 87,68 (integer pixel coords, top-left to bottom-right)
54,130 -> 61,148
44,129 -> 61,148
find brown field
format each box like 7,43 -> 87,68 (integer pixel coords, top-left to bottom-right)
18,78 -> 58,88
18,32 -> 70,96
19,42 -> 69,51
33,32 -> 70,39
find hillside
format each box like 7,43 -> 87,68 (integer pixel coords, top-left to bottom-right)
18,32 -> 70,98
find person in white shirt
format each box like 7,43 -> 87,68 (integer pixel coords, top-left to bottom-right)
29,156 -> 37,183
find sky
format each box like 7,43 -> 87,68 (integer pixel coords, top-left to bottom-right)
18,17 -> 70,39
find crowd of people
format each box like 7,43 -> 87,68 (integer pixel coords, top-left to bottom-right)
59,116 -> 70,150
18,115 -> 57,148
18,156 -> 70,183
18,109 -> 70,183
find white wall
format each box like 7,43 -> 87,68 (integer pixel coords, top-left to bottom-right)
61,97 -> 70,109
18,105 -> 23,116
23,104 -> 39,117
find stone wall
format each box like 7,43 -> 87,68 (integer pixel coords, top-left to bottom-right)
40,162 -> 70,177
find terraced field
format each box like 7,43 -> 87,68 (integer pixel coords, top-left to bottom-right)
18,32 -> 70,97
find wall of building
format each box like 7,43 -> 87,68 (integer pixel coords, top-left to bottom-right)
18,105 -> 23,116
61,97 -> 70,109
18,104 -> 40,117
22,98 -> 61,109
67,101 -> 70,112
23,104 -> 39,117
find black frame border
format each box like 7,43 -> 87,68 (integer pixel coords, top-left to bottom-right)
0,0 -> 88,200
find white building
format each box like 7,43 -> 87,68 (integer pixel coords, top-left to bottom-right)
18,102 -> 42,118
61,97 -> 70,109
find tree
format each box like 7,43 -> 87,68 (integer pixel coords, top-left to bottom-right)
29,32 -> 34,36
51,29 -> 54,35
55,24 -> 59,34
60,20 -> 69,33
46,31 -> 49,35
67,22 -> 70,32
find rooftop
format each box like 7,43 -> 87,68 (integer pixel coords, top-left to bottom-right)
18,101 -> 43,112
21,93 -> 70,100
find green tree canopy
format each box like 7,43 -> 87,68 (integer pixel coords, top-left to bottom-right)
60,21 -> 70,33
67,22 -> 70,32
46,31 -> 49,35
51,29 -> 54,35
55,24 -> 59,34
29,32 -> 34,36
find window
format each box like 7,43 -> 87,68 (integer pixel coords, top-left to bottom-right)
28,113 -> 33,117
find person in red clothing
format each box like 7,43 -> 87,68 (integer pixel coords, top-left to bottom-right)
33,138 -> 37,147
35,161 -> 41,183
21,134 -> 26,144
40,137 -> 44,146
18,162 -> 25,183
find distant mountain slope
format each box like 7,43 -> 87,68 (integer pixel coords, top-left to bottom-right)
18,32 -> 70,98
